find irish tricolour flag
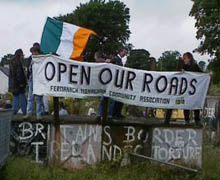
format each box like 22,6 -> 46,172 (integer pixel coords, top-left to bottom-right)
40,17 -> 96,61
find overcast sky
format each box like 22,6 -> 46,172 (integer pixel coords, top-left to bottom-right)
0,0 -> 210,63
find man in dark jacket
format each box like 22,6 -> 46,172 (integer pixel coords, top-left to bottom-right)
109,47 -> 128,119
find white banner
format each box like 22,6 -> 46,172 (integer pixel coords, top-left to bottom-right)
33,55 -> 210,109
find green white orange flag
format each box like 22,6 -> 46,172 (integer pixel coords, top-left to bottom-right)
40,17 -> 96,61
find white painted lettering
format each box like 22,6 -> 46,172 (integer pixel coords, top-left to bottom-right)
124,126 -> 135,143
31,142 -> 43,163
103,126 -> 112,146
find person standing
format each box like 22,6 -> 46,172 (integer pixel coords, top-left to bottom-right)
9,49 -> 27,115
26,42 -> 49,116
182,52 -> 203,125
165,52 -> 203,125
109,47 -> 128,119
94,51 -> 109,121
25,45 -> 44,120
26,44 -> 37,117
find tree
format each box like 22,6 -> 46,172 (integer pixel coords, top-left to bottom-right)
190,0 -> 220,83
125,49 -> 156,70
190,0 -> 220,57
56,0 -> 131,62
0,53 -> 29,70
198,61 -> 206,72
157,51 -> 181,71
207,59 -> 220,84
0,54 -> 13,66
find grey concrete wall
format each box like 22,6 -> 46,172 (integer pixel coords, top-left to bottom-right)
50,124 -> 102,169
0,110 -> 12,167
152,127 -> 202,168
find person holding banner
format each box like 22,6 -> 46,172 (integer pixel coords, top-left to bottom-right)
26,43 -> 40,117
165,52 -> 203,126
109,47 -> 128,119
182,52 -> 203,125
9,49 -> 27,115
94,51 -> 110,121
25,45 -> 44,120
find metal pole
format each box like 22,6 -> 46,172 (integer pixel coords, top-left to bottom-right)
129,152 -> 198,173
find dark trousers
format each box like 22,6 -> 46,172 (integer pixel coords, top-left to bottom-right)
109,99 -> 123,117
98,96 -> 104,116
165,109 -> 172,120
114,101 -> 123,117
184,110 -> 200,123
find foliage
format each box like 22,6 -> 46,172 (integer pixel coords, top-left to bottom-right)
125,49 -> 156,70
56,0 -> 131,62
208,83 -> 220,96
3,147 -> 220,180
190,0 -> 220,83
202,147 -> 220,180
48,97 -> 99,115
64,97 -> 98,115
0,53 -> 29,69
157,50 -> 181,71
0,54 -> 13,66
190,0 -> 220,57
207,58 -> 220,84
2,92 -> 13,102
198,61 -> 206,72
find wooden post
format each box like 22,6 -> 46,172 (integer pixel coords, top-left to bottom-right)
53,97 -> 61,165
217,99 -> 220,140
102,97 -> 108,122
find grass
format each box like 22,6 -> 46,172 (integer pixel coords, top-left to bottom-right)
0,157 -> 199,180
1,144 -> 220,180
